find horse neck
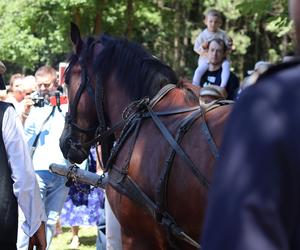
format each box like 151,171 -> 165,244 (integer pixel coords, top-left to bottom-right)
104,79 -> 131,133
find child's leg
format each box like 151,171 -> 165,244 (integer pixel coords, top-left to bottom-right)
69,226 -> 80,248
192,58 -> 209,86
220,59 -> 230,88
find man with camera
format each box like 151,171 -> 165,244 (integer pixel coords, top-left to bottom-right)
18,66 -> 70,250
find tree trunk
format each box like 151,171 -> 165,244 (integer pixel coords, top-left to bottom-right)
173,1 -> 181,73
94,0 -> 105,35
73,7 -> 81,28
125,0 -> 134,39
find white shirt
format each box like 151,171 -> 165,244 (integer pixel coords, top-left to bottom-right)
193,28 -> 230,56
2,106 -> 46,237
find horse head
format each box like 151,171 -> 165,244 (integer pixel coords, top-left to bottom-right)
60,22 -> 180,164
59,23 -> 100,163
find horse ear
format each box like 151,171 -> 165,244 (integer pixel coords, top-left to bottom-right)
70,22 -> 82,55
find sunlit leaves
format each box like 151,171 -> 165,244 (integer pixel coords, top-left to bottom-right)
0,0 -> 293,77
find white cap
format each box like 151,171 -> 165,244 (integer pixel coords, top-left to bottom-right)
247,61 -> 271,75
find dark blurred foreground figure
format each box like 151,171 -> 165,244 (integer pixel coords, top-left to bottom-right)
201,0 -> 300,249
0,61 -> 46,249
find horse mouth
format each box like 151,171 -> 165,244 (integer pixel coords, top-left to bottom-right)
65,140 -> 89,164
60,137 -> 89,164
67,147 -> 89,164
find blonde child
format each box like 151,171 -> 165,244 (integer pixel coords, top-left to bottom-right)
192,9 -> 232,87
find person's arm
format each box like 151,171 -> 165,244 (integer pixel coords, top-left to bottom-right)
28,222 -> 46,250
96,145 -> 104,174
21,95 -> 34,125
193,32 -> 207,56
23,107 -> 38,149
2,106 -> 47,247
221,30 -> 233,53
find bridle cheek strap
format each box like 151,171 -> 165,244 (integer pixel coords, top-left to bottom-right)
67,63 -> 98,134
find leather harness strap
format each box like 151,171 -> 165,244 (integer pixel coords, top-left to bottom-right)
105,85 -> 233,249
108,166 -> 202,249
199,99 -> 234,159
146,104 -> 210,189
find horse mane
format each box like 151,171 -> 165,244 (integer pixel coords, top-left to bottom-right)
93,34 -> 181,100
65,34 -> 196,101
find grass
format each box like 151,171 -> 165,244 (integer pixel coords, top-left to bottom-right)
50,226 -> 97,250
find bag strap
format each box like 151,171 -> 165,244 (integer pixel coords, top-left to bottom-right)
30,106 -> 56,158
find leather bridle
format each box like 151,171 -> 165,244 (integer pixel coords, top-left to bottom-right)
65,52 -> 118,161
65,59 -> 98,137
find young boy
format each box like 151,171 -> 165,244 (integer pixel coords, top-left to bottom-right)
192,9 -> 232,87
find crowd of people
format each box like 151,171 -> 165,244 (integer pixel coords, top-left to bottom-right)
0,63 -> 106,250
1,0 -> 300,249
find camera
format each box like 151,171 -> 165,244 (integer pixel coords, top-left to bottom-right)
30,91 -> 68,108
31,94 -> 46,107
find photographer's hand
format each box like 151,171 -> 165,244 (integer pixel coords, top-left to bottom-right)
21,95 -> 34,125
28,222 -> 47,250
24,95 -> 34,113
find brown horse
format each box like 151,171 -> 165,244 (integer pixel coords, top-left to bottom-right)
60,23 -> 232,249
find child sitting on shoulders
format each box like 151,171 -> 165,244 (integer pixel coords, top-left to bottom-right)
192,9 -> 232,88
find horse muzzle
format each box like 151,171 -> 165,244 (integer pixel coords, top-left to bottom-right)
67,140 -> 89,164
59,130 -> 89,164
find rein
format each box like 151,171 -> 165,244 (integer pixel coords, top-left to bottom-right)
70,119 -> 125,150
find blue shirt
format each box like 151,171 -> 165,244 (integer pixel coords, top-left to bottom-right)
24,103 -> 68,170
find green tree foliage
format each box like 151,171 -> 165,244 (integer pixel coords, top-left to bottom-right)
0,0 -> 294,80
